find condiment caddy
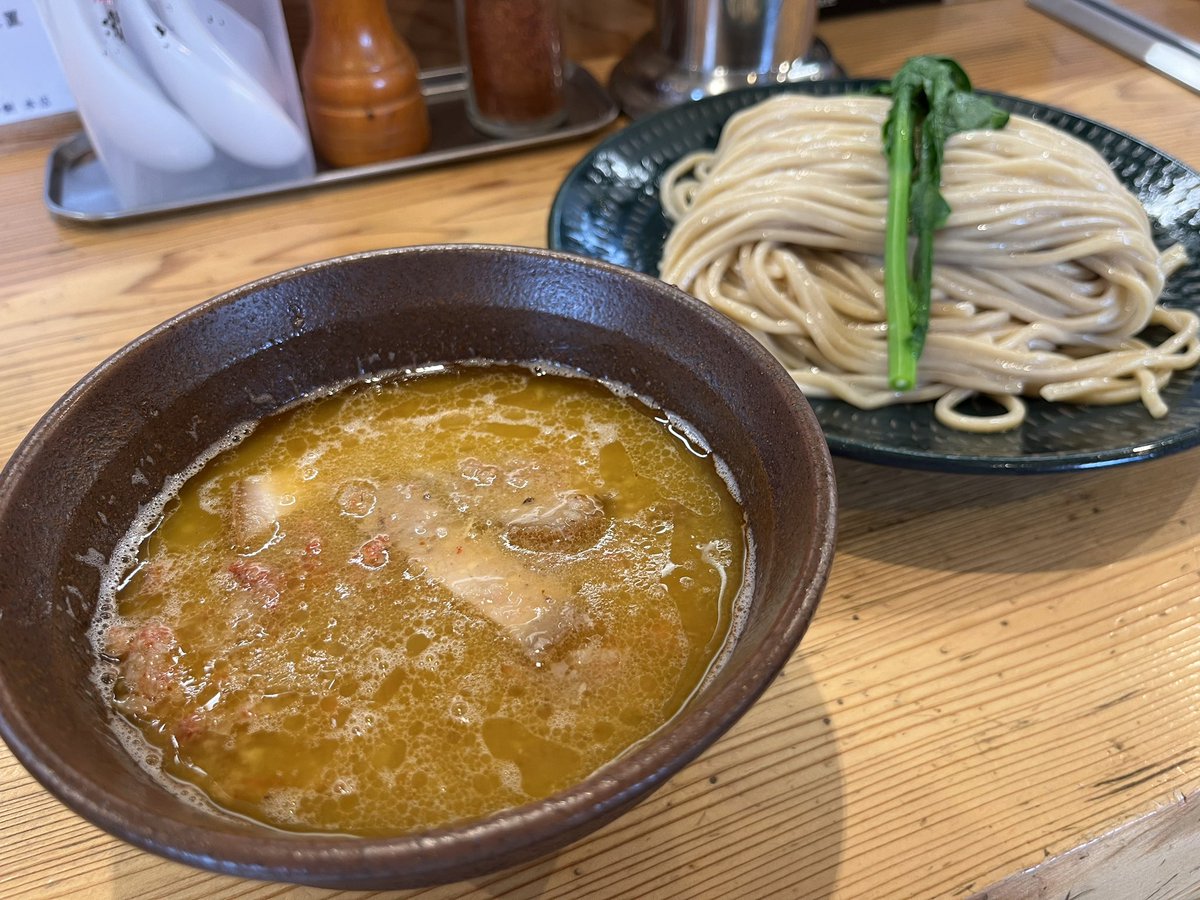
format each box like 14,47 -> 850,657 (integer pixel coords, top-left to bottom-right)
44,63 -> 617,223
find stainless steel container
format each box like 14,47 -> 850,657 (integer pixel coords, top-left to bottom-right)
610,0 -> 840,118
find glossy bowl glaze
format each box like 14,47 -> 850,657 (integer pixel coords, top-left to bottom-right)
0,245 -> 836,888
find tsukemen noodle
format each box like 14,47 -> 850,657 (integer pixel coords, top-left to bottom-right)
660,94 -> 1199,432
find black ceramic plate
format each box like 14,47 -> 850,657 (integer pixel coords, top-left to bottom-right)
548,80 -> 1200,474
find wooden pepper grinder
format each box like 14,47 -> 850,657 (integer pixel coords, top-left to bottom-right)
301,0 -> 431,167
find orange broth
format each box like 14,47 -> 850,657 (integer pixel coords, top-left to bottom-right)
92,365 -> 748,835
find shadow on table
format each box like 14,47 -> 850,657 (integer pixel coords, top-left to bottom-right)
831,449 -> 1200,574
464,655 -> 845,899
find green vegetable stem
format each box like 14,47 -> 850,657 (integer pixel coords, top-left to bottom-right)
879,57 -> 1009,392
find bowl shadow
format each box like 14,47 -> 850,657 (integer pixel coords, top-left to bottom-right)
833,451 -> 1199,575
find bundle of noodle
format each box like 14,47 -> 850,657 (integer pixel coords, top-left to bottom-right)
659,94 -> 1199,432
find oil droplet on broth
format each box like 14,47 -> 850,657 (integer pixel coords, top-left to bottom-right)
91,364 -> 751,836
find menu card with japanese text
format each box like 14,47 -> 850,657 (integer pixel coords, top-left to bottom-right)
0,1 -> 75,125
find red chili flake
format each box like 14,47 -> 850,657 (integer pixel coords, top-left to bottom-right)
461,0 -> 564,128
174,711 -> 208,744
133,621 -> 175,653
230,559 -> 279,589
337,481 -> 377,518
228,559 -> 284,609
110,621 -> 183,715
357,534 -> 391,569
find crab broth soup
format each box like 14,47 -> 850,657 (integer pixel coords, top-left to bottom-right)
92,364 -> 750,835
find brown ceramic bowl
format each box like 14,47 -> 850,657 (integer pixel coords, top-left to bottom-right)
0,245 -> 835,888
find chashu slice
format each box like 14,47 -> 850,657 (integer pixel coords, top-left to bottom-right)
377,482 -> 582,655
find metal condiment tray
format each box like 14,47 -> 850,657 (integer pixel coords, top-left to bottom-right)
44,64 -> 619,224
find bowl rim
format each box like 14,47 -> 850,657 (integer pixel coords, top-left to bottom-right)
0,243 -> 837,885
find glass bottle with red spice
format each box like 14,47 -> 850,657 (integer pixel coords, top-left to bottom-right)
456,0 -> 567,138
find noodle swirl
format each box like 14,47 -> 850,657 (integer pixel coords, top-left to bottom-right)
659,94 -> 1199,432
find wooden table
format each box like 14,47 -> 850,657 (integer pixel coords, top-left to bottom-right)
2,0 -> 1199,896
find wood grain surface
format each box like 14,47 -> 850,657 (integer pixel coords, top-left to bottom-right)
2,1 -> 1199,897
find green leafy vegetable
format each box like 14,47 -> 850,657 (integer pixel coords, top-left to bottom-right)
878,56 -> 1010,391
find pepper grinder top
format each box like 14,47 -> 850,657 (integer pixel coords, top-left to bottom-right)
301,0 -> 431,167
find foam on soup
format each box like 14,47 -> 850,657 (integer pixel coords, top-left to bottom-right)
91,364 -> 751,835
